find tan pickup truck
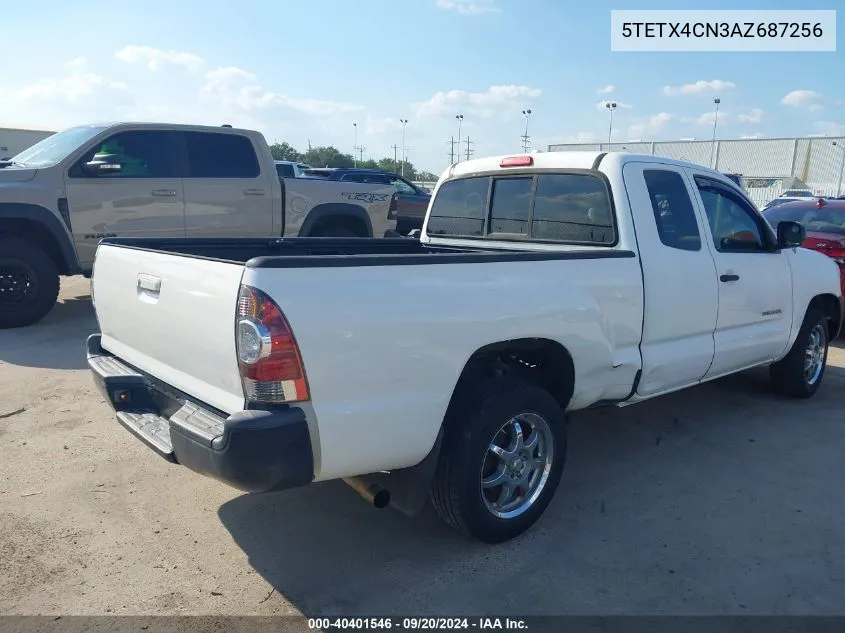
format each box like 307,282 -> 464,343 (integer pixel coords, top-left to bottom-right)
0,122 -> 398,328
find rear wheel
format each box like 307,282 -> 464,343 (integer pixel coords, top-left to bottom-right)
769,308 -> 829,398
0,236 -> 60,329
431,377 -> 566,543
310,220 -> 364,238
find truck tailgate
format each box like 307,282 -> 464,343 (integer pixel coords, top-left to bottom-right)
91,244 -> 247,414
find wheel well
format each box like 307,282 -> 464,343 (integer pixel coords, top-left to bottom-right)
449,338 -> 576,413
0,218 -> 71,275
311,215 -> 368,236
809,293 -> 842,339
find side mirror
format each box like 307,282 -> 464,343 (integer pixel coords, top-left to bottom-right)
82,154 -> 122,177
777,220 -> 806,249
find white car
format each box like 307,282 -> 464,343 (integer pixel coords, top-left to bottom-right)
87,151 -> 843,543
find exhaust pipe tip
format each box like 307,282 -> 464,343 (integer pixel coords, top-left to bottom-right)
343,476 -> 391,509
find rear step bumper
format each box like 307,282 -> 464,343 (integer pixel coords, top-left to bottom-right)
86,333 -> 314,493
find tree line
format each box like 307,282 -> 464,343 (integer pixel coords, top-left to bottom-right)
269,142 -> 439,182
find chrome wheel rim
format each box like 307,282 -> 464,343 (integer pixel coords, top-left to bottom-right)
480,412 -> 554,520
805,324 -> 826,386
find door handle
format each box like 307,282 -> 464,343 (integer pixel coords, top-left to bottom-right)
151,189 -> 177,197
720,273 -> 740,282
244,188 -> 265,196
137,273 -> 161,293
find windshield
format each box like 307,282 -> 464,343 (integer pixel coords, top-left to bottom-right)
11,125 -> 107,167
764,203 -> 845,235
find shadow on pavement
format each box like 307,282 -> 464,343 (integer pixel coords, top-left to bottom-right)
218,371 -> 845,616
0,293 -> 96,370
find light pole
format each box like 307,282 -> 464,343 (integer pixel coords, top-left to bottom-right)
605,102 -> 617,148
400,118 -> 408,176
353,122 -> 358,167
709,98 -> 721,168
456,114 -> 464,163
522,109 -> 532,152
833,141 -> 845,197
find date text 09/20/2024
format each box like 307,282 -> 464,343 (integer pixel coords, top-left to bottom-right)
307,618 -> 528,630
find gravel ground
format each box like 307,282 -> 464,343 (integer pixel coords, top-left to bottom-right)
1,276 -> 844,616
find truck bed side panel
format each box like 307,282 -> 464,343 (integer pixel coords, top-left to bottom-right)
243,255 -> 644,481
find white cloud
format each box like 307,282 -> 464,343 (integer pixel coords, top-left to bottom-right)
813,121 -> 845,136
412,84 -> 541,119
596,100 -> 633,110
597,85 -> 615,95
435,0 -> 501,14
115,45 -> 205,72
200,65 -> 361,115
736,108 -> 764,124
740,133 -> 766,139
626,112 -> 674,139
13,60 -> 128,104
686,110 -> 728,126
781,90 -> 823,110
663,80 -> 735,96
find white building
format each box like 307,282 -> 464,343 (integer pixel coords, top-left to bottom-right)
548,136 -> 845,207
0,127 -> 55,159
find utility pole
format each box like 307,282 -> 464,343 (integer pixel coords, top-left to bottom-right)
448,137 -> 456,164
605,102 -> 617,148
710,97 -> 721,169
352,122 -> 358,167
399,119 -> 408,176
357,146 -> 366,164
392,144 -> 399,172
455,114 -> 464,163
465,136 -> 474,161
521,109 -> 532,152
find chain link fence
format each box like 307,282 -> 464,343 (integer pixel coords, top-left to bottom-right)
548,137 -> 845,208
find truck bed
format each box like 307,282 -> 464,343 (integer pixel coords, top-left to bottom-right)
97,236 -> 636,268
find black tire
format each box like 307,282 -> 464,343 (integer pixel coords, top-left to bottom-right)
310,222 -> 360,238
0,236 -> 60,329
769,308 -> 829,398
431,377 -> 567,543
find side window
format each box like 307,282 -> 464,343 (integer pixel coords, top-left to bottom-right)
489,177 -> 533,235
275,163 -> 295,179
531,173 -> 615,244
69,130 -> 181,178
642,170 -> 701,251
185,132 -> 260,178
426,176 -> 489,237
391,177 -> 417,195
695,178 -> 767,252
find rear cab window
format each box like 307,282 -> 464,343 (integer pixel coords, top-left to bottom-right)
426,171 -> 616,245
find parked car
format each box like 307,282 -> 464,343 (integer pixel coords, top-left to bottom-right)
303,167 -> 431,234
762,198 -> 845,301
273,160 -> 312,179
86,151 -> 842,543
0,122 -> 397,328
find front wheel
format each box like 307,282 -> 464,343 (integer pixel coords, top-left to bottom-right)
0,236 -> 60,329
769,308 -> 829,398
431,378 -> 566,543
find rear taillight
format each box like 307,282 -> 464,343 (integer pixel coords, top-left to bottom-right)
236,285 -> 309,404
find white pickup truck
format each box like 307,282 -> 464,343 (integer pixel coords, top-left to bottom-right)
87,151 -> 843,543
0,122 -> 397,328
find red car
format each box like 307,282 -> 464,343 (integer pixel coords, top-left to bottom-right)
763,198 -> 845,298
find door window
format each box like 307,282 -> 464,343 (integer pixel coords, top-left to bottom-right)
695,177 -> 769,252
69,130 -> 182,178
391,177 -> 417,195
643,170 -> 701,251
185,132 -> 260,178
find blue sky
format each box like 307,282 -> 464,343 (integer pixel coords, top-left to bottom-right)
1,0 -> 842,173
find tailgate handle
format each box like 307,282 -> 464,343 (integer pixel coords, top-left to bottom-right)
137,273 -> 162,293
244,188 -> 266,196
152,189 -> 177,197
